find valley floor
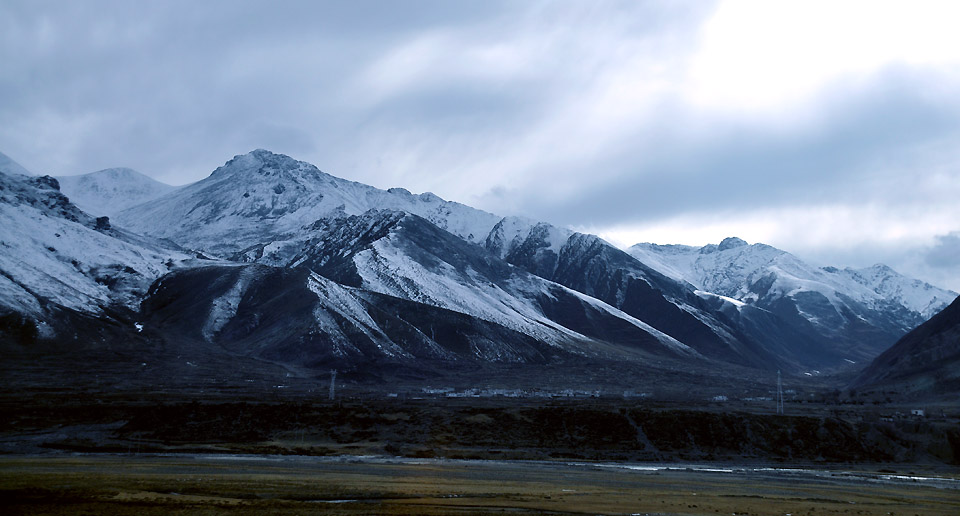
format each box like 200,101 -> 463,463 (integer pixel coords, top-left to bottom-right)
1,454 -> 958,515
2,389 -> 958,515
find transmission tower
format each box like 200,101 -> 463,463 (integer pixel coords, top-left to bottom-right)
329,369 -> 337,400
776,369 -> 784,415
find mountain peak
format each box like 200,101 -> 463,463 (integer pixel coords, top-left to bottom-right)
866,263 -> 895,274
115,150 -> 504,256
56,166 -> 178,218
718,236 -> 748,251
212,149 -> 319,180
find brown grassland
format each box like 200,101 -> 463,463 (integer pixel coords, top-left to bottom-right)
1,454 -> 958,516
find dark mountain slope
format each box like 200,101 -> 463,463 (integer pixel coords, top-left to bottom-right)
241,209 -> 697,360
485,224 -> 789,369
852,296 -> 960,397
140,264 -> 567,371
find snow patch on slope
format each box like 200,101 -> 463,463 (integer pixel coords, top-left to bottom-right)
354,235 -> 573,344
0,199 -> 182,314
557,282 -> 697,354
202,267 -> 258,341
305,272 -> 410,358
695,289 -> 747,309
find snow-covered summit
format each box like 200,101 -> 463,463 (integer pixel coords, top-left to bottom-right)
115,149 -> 503,256
716,236 -> 748,251
57,167 -> 178,217
628,238 -> 956,334
842,263 -> 955,319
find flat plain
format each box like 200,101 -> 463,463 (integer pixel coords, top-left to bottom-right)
2,390 -> 958,515
2,454 -> 959,515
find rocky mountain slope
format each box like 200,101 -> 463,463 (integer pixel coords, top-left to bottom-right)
852,295 -> 960,397
236,208 -> 693,357
0,164 -> 193,345
57,167 -> 178,217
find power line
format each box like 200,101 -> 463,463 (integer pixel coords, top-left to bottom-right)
776,369 -> 784,415
329,369 -> 337,401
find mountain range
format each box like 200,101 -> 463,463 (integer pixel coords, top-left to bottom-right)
1,149 -> 956,395
629,239 -> 954,365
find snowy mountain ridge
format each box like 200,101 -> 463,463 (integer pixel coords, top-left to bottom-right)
234,208 -> 694,357
108,149 -> 956,369
56,167 -> 179,217
0,167 -> 192,329
114,149 -> 503,256
628,238 -> 956,333
4,147 -> 955,377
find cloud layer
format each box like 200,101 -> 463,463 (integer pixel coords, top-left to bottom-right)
2,0 -> 959,290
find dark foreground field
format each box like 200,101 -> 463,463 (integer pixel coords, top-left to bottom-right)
3,394 -> 959,464
1,454 -> 958,515
2,393 -> 958,515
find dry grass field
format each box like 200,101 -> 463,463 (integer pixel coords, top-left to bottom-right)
1,454 -> 958,516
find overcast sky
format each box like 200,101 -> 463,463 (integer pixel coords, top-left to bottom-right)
2,0 -> 959,291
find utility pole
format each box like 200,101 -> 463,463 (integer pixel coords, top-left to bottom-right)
776,369 -> 784,415
329,369 -> 337,401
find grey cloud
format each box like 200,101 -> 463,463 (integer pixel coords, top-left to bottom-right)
510,70 -> 960,227
0,0 -> 515,179
926,232 -> 960,269
0,0 -> 956,291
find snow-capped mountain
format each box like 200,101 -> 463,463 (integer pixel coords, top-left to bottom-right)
117,150 -> 793,368
628,237 -> 957,358
0,167 -> 192,344
0,150 -> 701,373
57,167 -> 179,217
110,149 -> 960,371
481,220 -> 778,366
5,147 -> 954,386
114,150 -> 502,256
235,208 -> 693,359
